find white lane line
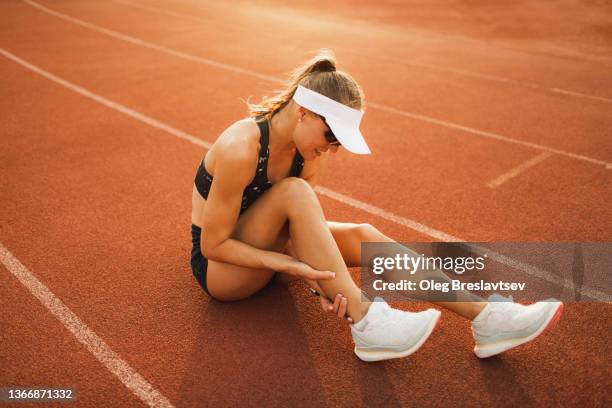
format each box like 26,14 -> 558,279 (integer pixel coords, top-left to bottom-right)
0,46 -> 445,241
22,0 -> 278,84
22,0 -> 612,170
367,102 -> 611,169
381,59 -> 609,104
487,152 -> 553,188
1,48 -> 608,301
315,186 -> 461,242
465,243 -> 611,302
552,87 -> 612,103
112,0 -> 218,25
0,244 -> 175,408
393,59 -> 538,89
113,0 -> 612,104
0,49 -> 211,150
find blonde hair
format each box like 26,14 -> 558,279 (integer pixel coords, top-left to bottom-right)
247,49 -> 364,119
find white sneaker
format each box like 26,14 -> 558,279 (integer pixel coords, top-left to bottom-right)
472,294 -> 564,358
350,298 -> 441,362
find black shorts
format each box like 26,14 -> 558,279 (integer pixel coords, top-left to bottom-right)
190,224 -> 282,297
190,224 -> 210,295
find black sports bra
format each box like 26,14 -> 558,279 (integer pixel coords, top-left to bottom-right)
194,118 -> 305,214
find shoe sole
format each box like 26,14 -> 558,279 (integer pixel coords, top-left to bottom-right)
354,311 -> 441,362
473,302 -> 564,359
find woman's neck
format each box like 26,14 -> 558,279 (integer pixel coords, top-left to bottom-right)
268,105 -> 297,155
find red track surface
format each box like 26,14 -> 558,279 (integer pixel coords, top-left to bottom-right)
1,1 -> 611,407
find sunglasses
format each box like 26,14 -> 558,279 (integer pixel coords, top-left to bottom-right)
318,115 -> 341,146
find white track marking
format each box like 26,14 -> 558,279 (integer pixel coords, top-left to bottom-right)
0,244 -> 175,408
465,243 -> 611,302
552,88 -> 612,103
22,0 -> 612,170
487,152 -> 553,188
320,186 -> 610,301
367,102 -> 611,168
112,0 -> 612,104
1,48 -> 608,301
315,186 -> 461,242
0,46 -> 447,241
22,0 -> 278,84
374,58 -> 611,104
0,49 -> 211,150
112,0 -> 217,25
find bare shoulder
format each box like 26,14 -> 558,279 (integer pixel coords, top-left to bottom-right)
206,118 -> 261,175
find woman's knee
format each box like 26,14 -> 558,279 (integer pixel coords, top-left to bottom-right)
277,177 -> 317,201
353,223 -> 383,242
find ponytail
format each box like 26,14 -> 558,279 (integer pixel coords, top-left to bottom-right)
247,49 -> 363,119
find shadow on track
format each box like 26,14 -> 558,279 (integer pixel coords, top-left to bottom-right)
176,284 -> 327,406
478,358 -> 535,407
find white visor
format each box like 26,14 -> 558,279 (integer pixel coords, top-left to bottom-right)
292,85 -> 371,155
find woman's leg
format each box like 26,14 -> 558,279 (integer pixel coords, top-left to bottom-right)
206,178 -> 371,321
322,222 -> 487,320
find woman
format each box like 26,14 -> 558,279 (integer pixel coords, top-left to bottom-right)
190,50 -> 563,362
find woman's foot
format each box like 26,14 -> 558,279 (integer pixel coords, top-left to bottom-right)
471,294 -> 564,358
350,298 -> 441,362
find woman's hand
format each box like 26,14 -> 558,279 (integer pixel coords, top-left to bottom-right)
280,258 -> 351,323
284,258 -> 336,281
305,279 -> 353,324
319,293 -> 353,324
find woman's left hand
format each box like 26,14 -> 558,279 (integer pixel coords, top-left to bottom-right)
305,279 -> 353,324
320,293 -> 353,324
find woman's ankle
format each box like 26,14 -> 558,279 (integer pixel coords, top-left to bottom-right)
351,302 -> 372,324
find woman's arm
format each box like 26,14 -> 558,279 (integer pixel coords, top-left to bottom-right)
198,125 -> 330,280
199,131 -> 287,270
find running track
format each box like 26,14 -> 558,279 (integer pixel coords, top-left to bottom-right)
1,1 -> 611,407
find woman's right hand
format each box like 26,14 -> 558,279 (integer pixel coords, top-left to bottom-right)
284,258 -> 336,281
